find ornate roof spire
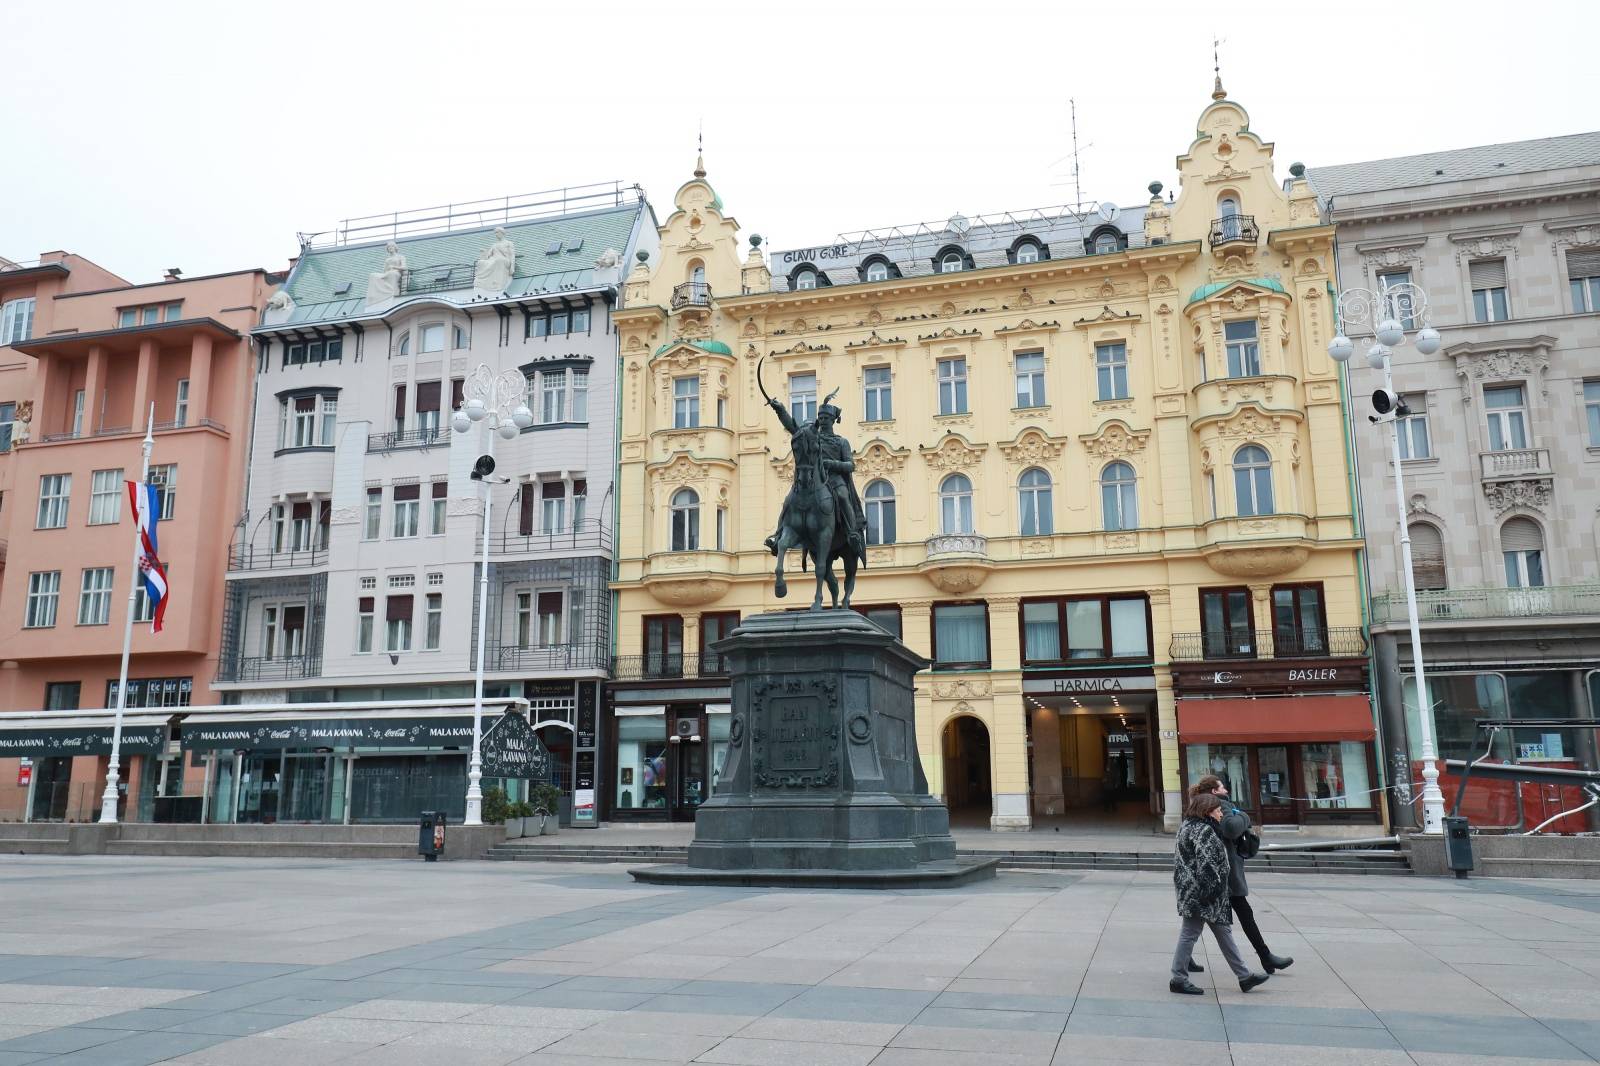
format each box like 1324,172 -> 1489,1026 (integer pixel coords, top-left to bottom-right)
1212,36 -> 1227,100
694,122 -> 706,179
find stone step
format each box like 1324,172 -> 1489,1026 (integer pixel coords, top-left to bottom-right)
106,839 -> 420,859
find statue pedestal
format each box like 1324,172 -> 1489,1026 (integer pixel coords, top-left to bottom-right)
630,611 -> 996,889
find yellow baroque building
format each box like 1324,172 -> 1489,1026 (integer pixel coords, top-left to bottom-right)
606,82 -> 1377,834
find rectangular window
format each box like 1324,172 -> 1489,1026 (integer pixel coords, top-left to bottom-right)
1201,588 -> 1254,658
537,591 -> 563,645
1015,351 -> 1047,408
1378,270 -> 1416,328
789,373 -> 817,423
1095,343 -> 1129,400
1569,250 -> 1600,313
356,597 -> 375,654
425,593 -> 442,651
392,384 -> 406,434
0,400 -> 14,452
71,389 -> 85,436
673,377 -> 699,428
430,481 -> 447,534
1021,596 -> 1150,664
419,323 -> 445,353
321,397 -> 337,446
119,308 -> 138,329
716,506 -> 727,551
364,487 -> 382,540
174,378 -> 189,427
414,381 -> 441,436
937,358 -> 968,415
571,308 -> 591,332
0,297 -> 35,345
293,395 -> 317,447
89,468 -> 123,525
1022,601 -> 1060,661
550,311 -> 569,336
25,571 -> 61,628
1066,599 -> 1103,659
516,591 -> 533,647
392,484 -> 420,538
290,501 -> 314,552
45,681 -> 81,710
1470,259 -> 1509,322
542,369 -> 567,423
164,302 -> 182,321
572,369 -> 589,422
1272,584 -> 1327,656
1484,384 -> 1528,451
77,567 -> 114,625
541,481 -> 565,535
856,605 -> 902,639
1397,394 -> 1431,460
572,478 -> 588,531
863,366 -> 893,421
37,473 -> 70,529
644,615 -> 684,677
1224,320 -> 1260,377
133,562 -> 168,623
386,595 -> 413,652
1586,381 -> 1600,448
933,602 -> 988,668
1110,598 -> 1149,657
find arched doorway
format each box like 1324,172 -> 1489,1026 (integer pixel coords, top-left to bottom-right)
941,716 -> 992,821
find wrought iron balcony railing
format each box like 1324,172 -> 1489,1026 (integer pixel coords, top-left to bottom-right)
367,426 -> 446,452
218,654 -> 322,683
1208,215 -> 1259,248
1169,627 -> 1367,662
1371,584 -> 1600,624
610,653 -> 730,681
486,643 -> 609,673
403,263 -> 479,296
492,519 -> 612,555
228,546 -> 328,572
670,282 -> 711,308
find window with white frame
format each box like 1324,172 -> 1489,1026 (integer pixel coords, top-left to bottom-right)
541,481 -> 566,534
25,571 -> 61,628
1397,393 -> 1431,460
937,358 -> 968,415
385,595 -> 412,652
388,573 -> 415,589
537,590 -> 563,644
174,378 -> 189,427
793,268 -> 817,290
133,565 -> 168,623
940,473 -> 974,534
1018,467 -> 1053,536
356,596 -> 375,654
716,506 -> 727,551
397,332 -> 410,357
1470,259 -> 1509,322
863,366 -> 892,422
430,481 -> 447,534
1,298 -> 36,345
1569,250 -> 1600,313
279,392 -> 336,449
1501,517 -> 1545,588
0,400 -> 14,451
77,567 -> 113,625
1014,351 -> 1046,408
289,501 -> 315,552
515,591 -> 532,647
36,473 -> 70,529
453,324 -> 469,349
1101,461 -> 1138,531
939,250 -> 964,273
673,377 -> 699,429
571,368 -> 588,422
572,478 -> 587,530
1224,320 -> 1260,377
392,484 -> 420,538
865,260 -> 890,283
419,322 -> 445,354
865,480 -> 896,545
1096,342 -> 1129,400
1586,381 -> 1600,447
541,369 -> 567,423
670,488 -> 699,551
1484,384 -> 1528,451
116,302 -> 181,328
89,469 -> 123,525
414,381 -> 441,436
1378,270 -> 1417,328
363,487 -> 382,540
1233,445 -> 1274,517
425,593 -> 442,651
1015,240 -> 1041,264
262,603 -> 307,658
789,373 -> 817,423
71,389 -> 84,436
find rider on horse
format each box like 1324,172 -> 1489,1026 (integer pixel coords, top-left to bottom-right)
763,394 -> 867,571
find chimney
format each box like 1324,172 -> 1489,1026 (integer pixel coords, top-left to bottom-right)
164,267 -> 183,281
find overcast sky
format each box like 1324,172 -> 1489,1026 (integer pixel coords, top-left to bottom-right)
7,0 -> 1597,283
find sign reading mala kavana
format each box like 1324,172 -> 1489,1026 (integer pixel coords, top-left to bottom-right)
181,717 -> 478,751
479,711 -> 553,780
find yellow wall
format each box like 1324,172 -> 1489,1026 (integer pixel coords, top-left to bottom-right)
613,89 -> 1355,830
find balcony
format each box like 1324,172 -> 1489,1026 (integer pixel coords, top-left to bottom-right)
1480,448 -> 1552,481
670,282 -> 711,308
493,520 -> 612,555
402,263 -> 478,296
919,533 -> 993,594
1169,627 -> 1368,662
38,417 -> 227,444
219,655 -> 322,683
486,643 -> 608,673
611,653 -> 730,682
1371,584 -> 1600,624
368,427 -> 446,452
227,546 -> 328,572
1208,215 -> 1259,249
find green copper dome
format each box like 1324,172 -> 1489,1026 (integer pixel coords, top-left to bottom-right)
1187,277 -> 1287,305
654,338 -> 733,358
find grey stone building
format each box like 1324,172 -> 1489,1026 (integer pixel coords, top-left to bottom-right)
1309,132 -> 1600,829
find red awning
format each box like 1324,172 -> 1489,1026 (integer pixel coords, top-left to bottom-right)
1178,695 -> 1375,744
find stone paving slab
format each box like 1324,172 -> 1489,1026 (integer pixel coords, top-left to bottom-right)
1,856 -> 1599,1063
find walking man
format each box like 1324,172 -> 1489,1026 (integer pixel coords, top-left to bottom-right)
1193,774 -> 1294,975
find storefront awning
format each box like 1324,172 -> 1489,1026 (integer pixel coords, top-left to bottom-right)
1178,695 -> 1375,744
0,714 -> 168,758
177,702 -> 524,751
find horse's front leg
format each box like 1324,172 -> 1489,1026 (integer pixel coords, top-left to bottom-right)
772,529 -> 792,598
810,538 -> 828,611
822,559 -> 840,609
840,552 -> 857,610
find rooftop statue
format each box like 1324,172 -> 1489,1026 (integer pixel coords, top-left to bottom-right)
474,226 -> 516,293
365,241 -> 407,306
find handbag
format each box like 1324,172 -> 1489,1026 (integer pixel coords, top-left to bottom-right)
1236,829 -> 1261,859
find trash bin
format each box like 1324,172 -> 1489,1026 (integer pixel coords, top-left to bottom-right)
1442,815 -> 1473,878
418,811 -> 447,862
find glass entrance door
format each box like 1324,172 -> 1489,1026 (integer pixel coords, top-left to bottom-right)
237,754 -> 281,823
1257,745 -> 1295,825
281,755 -> 332,822
670,708 -> 706,820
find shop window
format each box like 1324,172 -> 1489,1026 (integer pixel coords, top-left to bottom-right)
106,677 -> 191,708
1185,744 -> 1250,801
615,712 -> 668,810
1201,587 -> 1254,658
932,602 -> 989,669
1300,742 -> 1372,809
1271,584 -> 1327,656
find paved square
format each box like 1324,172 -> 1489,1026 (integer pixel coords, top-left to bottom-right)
1,856 -> 1599,1063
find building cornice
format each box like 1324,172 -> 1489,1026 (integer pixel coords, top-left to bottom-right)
1325,174 -> 1600,226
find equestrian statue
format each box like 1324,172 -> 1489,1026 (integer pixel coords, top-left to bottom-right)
758,356 -> 867,610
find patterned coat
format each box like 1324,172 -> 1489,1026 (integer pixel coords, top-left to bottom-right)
1173,817 -> 1233,924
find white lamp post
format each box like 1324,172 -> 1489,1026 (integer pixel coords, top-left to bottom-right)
452,364 -> 534,826
1328,282 -> 1446,834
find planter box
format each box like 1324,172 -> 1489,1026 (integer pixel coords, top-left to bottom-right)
503,818 -> 524,839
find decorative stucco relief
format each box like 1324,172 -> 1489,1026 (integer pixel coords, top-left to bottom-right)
998,427 -> 1069,466
920,434 -> 988,472
1078,421 -> 1150,461
1484,478 -> 1552,516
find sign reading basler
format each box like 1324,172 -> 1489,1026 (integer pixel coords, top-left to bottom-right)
127,480 -> 169,632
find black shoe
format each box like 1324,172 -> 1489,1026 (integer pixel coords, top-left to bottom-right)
1187,960 -> 1205,973
1239,973 -> 1270,993
1169,979 -> 1204,995
1261,954 -> 1294,974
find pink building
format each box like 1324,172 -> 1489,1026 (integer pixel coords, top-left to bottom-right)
0,261 -> 280,821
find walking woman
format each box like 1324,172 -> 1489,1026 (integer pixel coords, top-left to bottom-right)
1170,793 -> 1269,995
1194,775 -> 1294,975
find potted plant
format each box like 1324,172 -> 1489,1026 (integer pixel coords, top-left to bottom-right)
482,787 -> 516,837
530,783 -> 562,836
508,800 -> 535,838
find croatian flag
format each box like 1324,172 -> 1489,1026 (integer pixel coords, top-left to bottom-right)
127,481 -> 169,633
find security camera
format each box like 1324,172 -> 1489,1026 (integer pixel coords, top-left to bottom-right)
470,455 -> 496,481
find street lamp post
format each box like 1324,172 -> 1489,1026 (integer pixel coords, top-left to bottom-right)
451,364 -> 533,826
1328,283 -> 1446,834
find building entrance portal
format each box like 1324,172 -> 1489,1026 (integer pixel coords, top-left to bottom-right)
941,716 -> 992,819
1028,695 -> 1161,828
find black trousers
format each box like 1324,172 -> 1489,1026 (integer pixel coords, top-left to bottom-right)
1230,894 -> 1272,960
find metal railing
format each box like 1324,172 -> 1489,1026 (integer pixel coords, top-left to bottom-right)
1169,627 -> 1368,661
367,426 -> 445,452
1371,584 -> 1600,624
492,520 -> 612,555
1480,448 -> 1552,479
403,263 -> 478,296
227,546 -> 328,572
926,533 -> 988,558
671,282 -> 711,308
1209,215 -> 1259,248
37,418 -> 226,444
219,654 -> 322,683
306,182 -> 642,249
487,643 -> 609,673
610,653 -> 730,681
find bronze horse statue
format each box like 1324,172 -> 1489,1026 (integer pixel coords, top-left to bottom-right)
759,357 -> 866,610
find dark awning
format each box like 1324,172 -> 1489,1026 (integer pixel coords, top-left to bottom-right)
0,716 -> 167,758
180,714 -> 480,751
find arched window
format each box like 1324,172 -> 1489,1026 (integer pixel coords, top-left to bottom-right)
794,268 -> 817,290
1233,445 -> 1274,517
1101,462 -> 1138,531
1094,231 -> 1120,254
670,488 -> 699,551
397,331 -> 410,357
1501,516 -> 1545,588
1219,196 -> 1241,241
864,480 -> 896,545
864,259 -> 890,283
1018,468 -> 1053,536
1409,523 -> 1447,591
939,473 -> 973,535
689,261 -> 706,287
939,249 -> 965,274
1012,238 -> 1045,265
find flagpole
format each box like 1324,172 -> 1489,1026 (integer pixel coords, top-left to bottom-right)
100,404 -> 155,824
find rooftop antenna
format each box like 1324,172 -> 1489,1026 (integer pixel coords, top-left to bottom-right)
1070,99 -> 1084,211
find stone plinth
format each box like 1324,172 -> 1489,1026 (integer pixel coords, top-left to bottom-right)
630,610 -> 995,888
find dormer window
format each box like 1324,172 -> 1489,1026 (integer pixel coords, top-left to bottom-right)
794,268 -> 818,291
865,261 -> 889,283
1011,238 -> 1047,265
1092,229 -> 1122,255
940,251 -> 965,274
